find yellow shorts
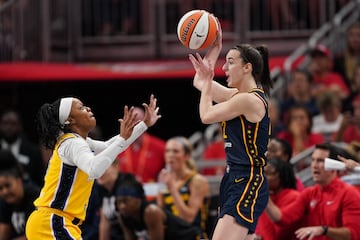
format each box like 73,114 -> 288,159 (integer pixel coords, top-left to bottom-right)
26,207 -> 82,240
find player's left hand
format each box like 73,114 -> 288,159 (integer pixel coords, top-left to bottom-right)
143,94 -> 161,127
189,53 -> 214,83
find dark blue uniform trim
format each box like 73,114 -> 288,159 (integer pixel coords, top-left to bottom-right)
50,164 -> 77,210
52,214 -> 75,239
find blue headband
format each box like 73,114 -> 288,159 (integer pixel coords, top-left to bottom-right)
115,186 -> 143,198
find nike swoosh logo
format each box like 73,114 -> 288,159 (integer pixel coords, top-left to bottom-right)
195,32 -> 204,37
235,178 -> 245,183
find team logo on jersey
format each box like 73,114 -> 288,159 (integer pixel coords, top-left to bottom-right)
224,142 -> 232,148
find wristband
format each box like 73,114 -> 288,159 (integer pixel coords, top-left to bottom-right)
322,225 -> 328,235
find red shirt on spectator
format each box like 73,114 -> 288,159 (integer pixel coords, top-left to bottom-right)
342,125 -> 360,143
277,131 -> 324,156
256,188 -> 300,240
117,133 -> 165,183
278,177 -> 360,239
313,72 -> 350,96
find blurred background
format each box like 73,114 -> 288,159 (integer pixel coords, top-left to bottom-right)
1,0 -> 358,139
0,0 -> 360,187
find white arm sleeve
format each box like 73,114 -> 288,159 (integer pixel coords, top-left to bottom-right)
59,121 -> 148,179
86,135 -> 119,154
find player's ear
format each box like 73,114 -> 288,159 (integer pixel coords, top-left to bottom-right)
243,62 -> 252,73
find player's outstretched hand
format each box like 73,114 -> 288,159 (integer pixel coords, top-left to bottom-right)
189,52 -> 214,85
143,94 -> 161,127
118,106 -> 137,140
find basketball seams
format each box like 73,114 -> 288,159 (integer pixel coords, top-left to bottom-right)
177,9 -> 218,50
198,14 -> 218,50
178,10 -> 204,47
189,12 -> 208,49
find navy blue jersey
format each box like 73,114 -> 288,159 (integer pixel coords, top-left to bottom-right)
161,171 -> 209,238
222,88 -> 270,168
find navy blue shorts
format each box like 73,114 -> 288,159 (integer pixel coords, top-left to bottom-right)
218,164 -> 269,233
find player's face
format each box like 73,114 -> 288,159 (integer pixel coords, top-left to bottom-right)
116,196 -> 141,217
311,148 -> 335,185
347,25 -> 360,52
0,175 -> 23,204
266,139 -> 284,160
222,49 -> 248,88
164,140 -> 187,171
289,108 -> 310,132
68,98 -> 96,132
264,163 -> 280,194
0,111 -> 22,143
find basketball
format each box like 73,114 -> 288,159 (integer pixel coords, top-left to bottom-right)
177,10 -> 218,50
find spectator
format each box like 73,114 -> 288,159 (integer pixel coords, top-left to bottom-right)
96,160 -> 135,240
157,136 -> 210,239
266,138 -> 293,163
0,149 -> 40,240
117,106 -> 166,183
336,94 -> 360,143
308,44 -> 350,99
337,143 -> 360,191
346,140 -> 360,161
312,90 -> 344,142
255,158 -> 300,240
334,21 -> 360,89
265,143 -> 360,239
277,105 -> 324,157
116,174 -> 200,240
280,69 -> 319,122
0,109 -> 45,187
266,137 -> 305,191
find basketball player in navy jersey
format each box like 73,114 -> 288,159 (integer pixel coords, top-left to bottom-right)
189,18 -> 273,240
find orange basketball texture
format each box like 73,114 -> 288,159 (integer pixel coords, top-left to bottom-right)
177,10 -> 218,50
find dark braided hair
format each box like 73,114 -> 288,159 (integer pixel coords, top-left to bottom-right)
267,158 -> 297,190
274,137 -> 293,162
35,99 -> 71,150
232,44 -> 273,96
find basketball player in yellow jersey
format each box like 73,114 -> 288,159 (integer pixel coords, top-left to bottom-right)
26,94 -> 161,240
